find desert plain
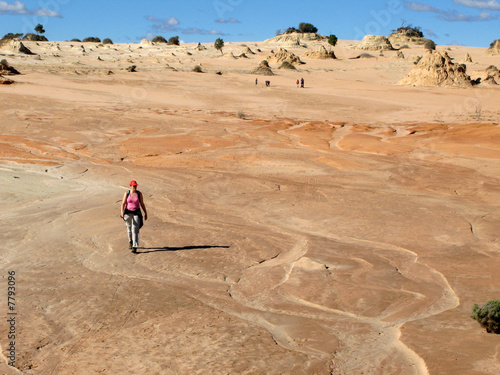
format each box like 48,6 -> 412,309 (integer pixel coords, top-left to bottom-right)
0,36 -> 499,375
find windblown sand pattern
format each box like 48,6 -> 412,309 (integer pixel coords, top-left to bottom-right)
0,39 -> 499,375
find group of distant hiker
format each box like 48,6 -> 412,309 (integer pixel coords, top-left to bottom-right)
120,75 -> 306,253
255,77 -> 305,87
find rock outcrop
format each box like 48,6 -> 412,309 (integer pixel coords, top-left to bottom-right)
0,75 -> 14,84
240,46 -> 255,55
251,60 -> 274,75
398,50 -> 472,87
264,32 -> 326,45
304,46 -> 336,59
464,53 -> 472,62
195,43 -> 207,51
278,61 -> 296,70
1,39 -> 33,54
0,60 -> 21,75
266,48 -> 302,64
353,35 -> 394,51
486,39 -> 500,55
388,31 -> 435,49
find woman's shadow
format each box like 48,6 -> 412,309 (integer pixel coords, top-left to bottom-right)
136,245 -> 230,254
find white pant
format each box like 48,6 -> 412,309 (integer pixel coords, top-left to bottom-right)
124,213 -> 140,248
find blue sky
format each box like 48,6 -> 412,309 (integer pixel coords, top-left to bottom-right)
1,0 -> 499,47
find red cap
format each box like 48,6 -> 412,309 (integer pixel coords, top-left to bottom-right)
130,180 -> 138,186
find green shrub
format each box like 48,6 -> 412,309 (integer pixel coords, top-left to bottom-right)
168,36 -> 180,45
70,38 -> 81,42
328,34 -> 338,47
424,39 -> 436,50
393,21 -> 424,38
192,65 -> 203,73
214,38 -> 224,54
298,22 -> 318,33
82,37 -> 101,43
1,33 -> 23,41
102,38 -> 113,44
34,24 -> 45,35
471,300 -> 500,333
152,35 -> 167,43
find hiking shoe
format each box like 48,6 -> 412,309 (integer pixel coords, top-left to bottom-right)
129,241 -> 133,249
132,247 -> 138,253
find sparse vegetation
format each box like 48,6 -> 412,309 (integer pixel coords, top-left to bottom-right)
392,21 -> 424,38
168,36 -> 180,45
70,38 -> 81,42
471,300 -> 500,333
152,35 -> 167,43
298,22 -> 318,33
1,33 -> 23,41
281,23 -> 319,35
328,34 -> 338,47
192,65 -> 203,73
237,110 -> 245,119
34,24 -> 45,36
214,38 -> 224,54
82,37 -> 101,43
424,40 -> 436,50
102,38 -> 113,45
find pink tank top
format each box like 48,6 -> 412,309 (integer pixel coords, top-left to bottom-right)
126,192 -> 140,211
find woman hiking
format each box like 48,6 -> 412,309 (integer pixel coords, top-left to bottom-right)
120,180 -> 148,253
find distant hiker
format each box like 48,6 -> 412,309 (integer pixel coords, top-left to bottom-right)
255,78 -> 258,85
120,180 -> 148,253
296,79 -> 299,88
265,80 -> 270,87
300,78 -> 304,88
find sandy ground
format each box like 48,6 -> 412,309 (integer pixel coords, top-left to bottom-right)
0,39 -> 499,374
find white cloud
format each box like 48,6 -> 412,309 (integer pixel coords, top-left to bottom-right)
215,17 -> 241,24
183,27 -> 225,36
146,16 -> 180,31
405,1 -> 441,12
453,0 -> 500,10
439,9 -> 497,21
405,1 -> 498,21
167,16 -> 180,26
0,0 -> 61,17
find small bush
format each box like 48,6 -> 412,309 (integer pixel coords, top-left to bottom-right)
102,38 -> 113,45
168,36 -> 180,45
83,37 -> 101,43
298,22 -> 318,34
214,38 -> 224,54
237,110 -> 245,119
152,35 -> 167,43
472,300 -> 500,333
1,33 -> 23,41
393,21 -> 424,38
70,38 -> 82,42
328,34 -> 338,47
424,40 -> 436,50
192,65 -> 203,73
